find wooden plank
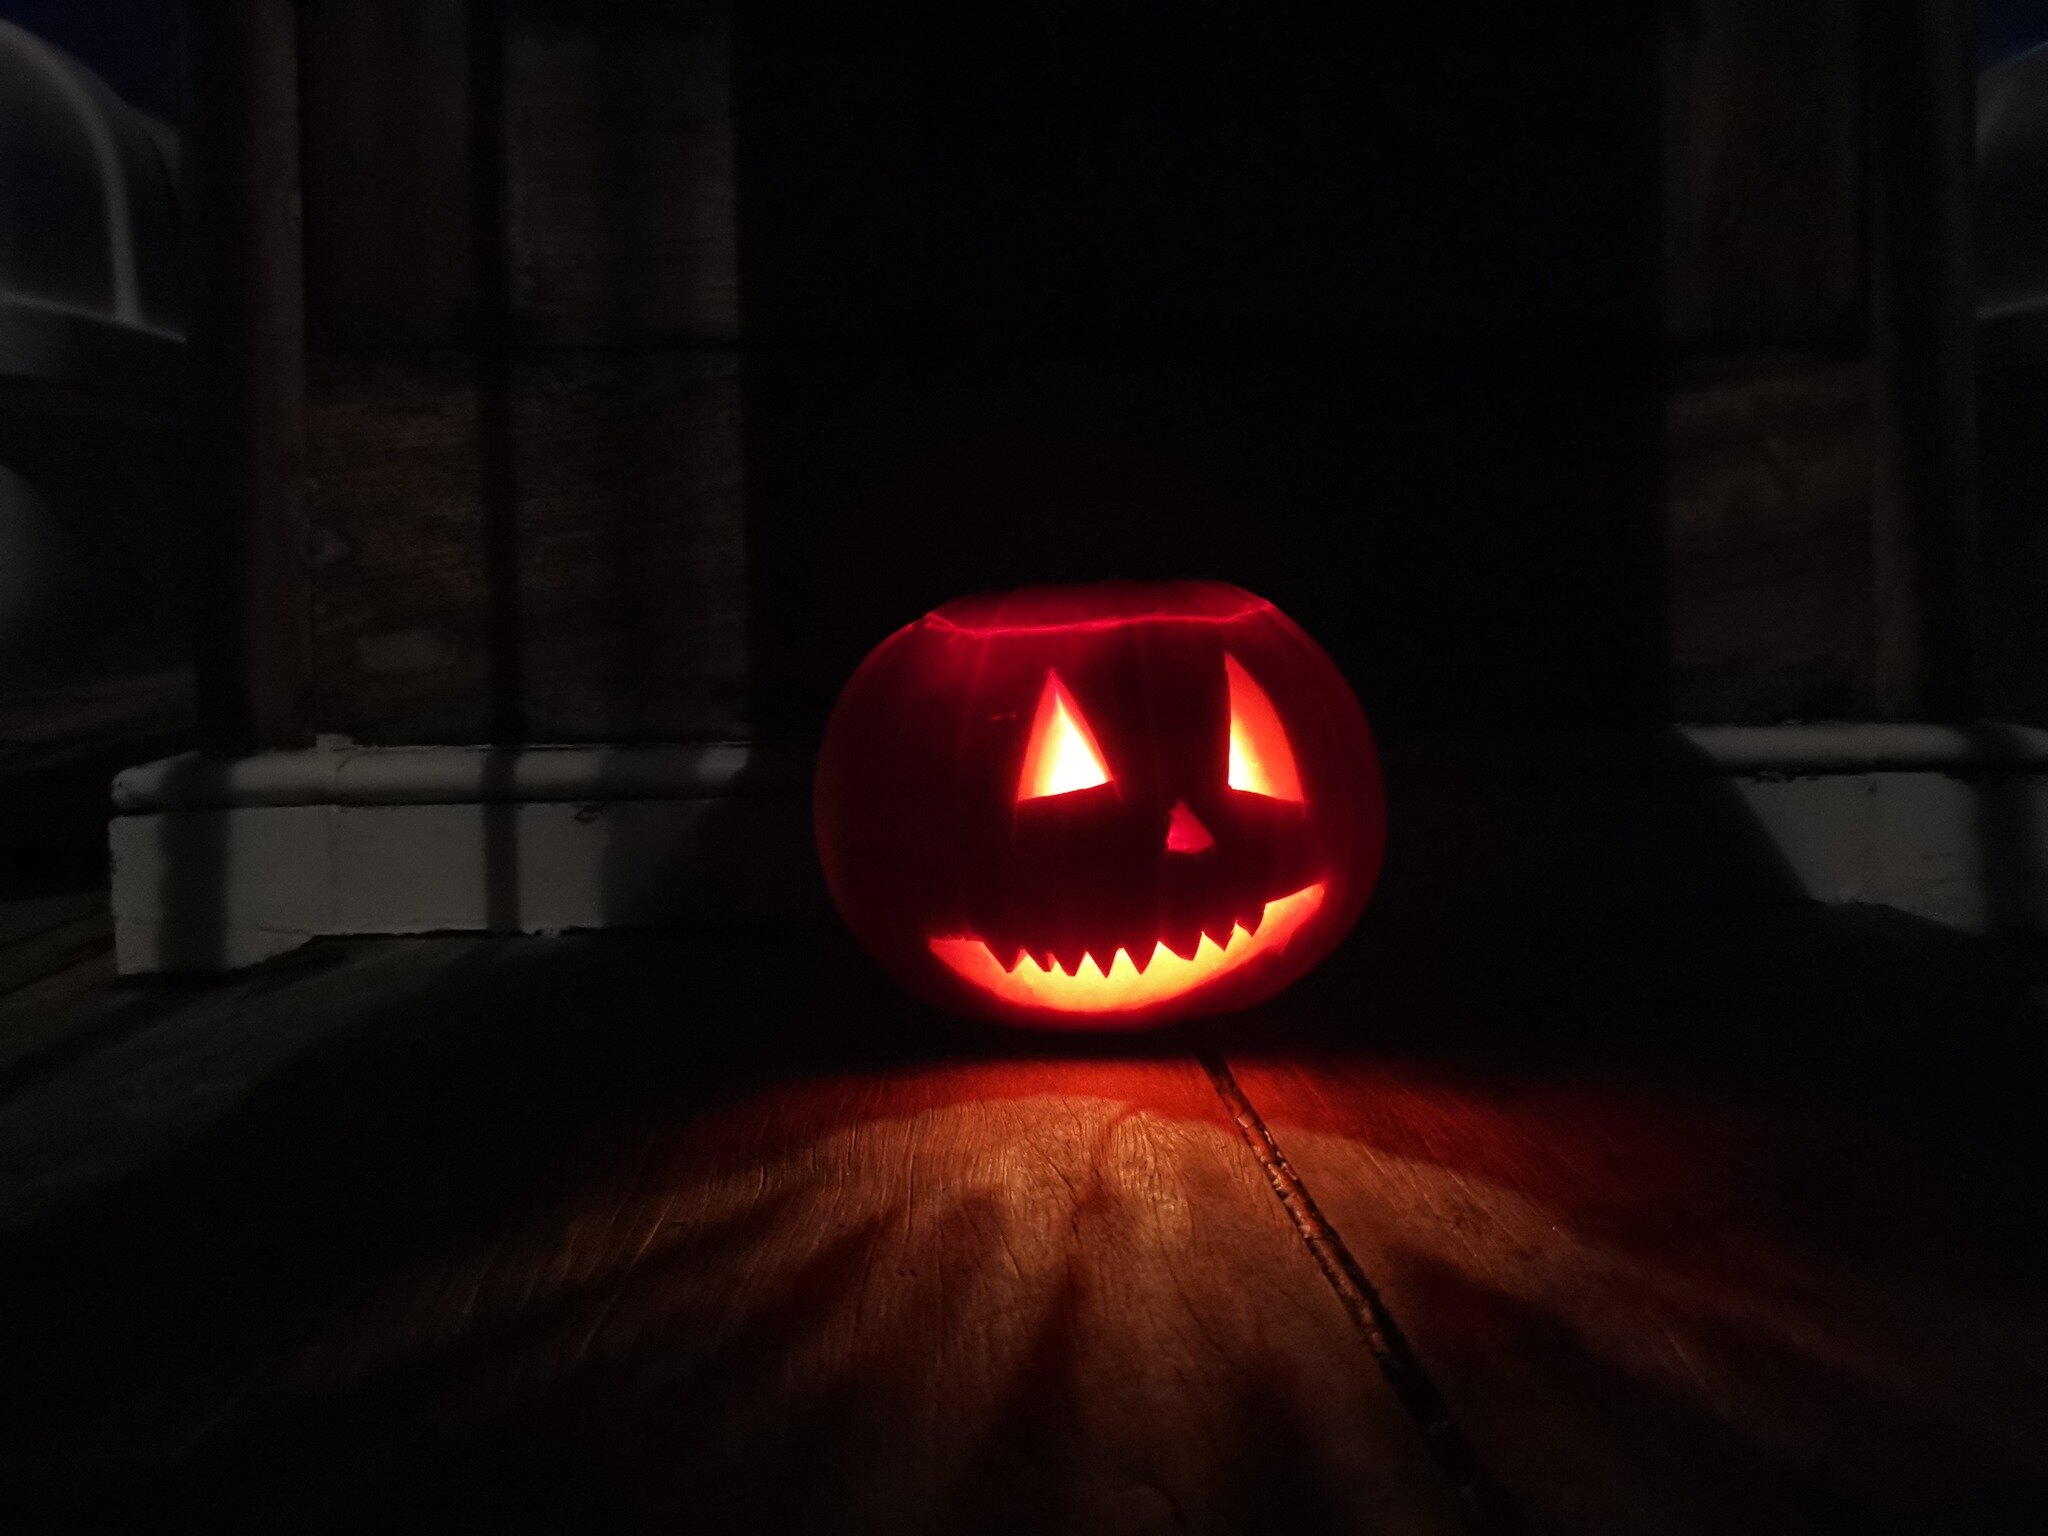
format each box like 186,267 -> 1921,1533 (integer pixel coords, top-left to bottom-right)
1222,907 -> 2048,1534
301,1 -> 738,349
0,946 -> 124,1049
1661,1 -> 1864,350
0,892 -> 102,954
303,353 -> 494,740
505,351 -> 747,739
0,939 -> 473,1224
303,351 -> 746,743
299,1 -> 477,349
0,908 -> 109,1000
1866,0 -> 1977,717
504,0 -> 739,345
0,670 -> 194,775
0,931 -> 1463,1533
185,0 -> 311,753
1658,4 -> 1879,725
1666,354 -> 1875,719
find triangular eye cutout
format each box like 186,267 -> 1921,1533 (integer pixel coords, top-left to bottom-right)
1017,671 -> 1114,801
1226,654 -> 1305,802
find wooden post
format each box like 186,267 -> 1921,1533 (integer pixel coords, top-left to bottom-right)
185,0 -> 310,752
1867,0 -> 1977,719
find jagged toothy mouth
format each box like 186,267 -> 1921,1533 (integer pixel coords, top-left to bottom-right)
928,882 -> 1326,1014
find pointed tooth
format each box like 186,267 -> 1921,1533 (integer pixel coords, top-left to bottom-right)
1241,900 -> 1266,936
1128,943 -> 1152,975
1162,923 -> 1201,962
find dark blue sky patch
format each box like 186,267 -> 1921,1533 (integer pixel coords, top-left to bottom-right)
1984,0 -> 2048,68
0,0 -> 184,122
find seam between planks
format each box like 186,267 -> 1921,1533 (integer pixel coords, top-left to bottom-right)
0,920 -> 115,1003
1197,1047 -> 1517,1535
0,900 -> 103,953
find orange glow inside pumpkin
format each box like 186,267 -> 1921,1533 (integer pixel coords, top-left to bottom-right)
1016,671 -> 1114,801
1225,654 -> 1304,802
928,881 -> 1326,1014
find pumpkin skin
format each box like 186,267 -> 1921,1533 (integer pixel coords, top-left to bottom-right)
814,580 -> 1385,1030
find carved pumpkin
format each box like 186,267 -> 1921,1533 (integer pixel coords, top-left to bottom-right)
814,580 -> 1385,1029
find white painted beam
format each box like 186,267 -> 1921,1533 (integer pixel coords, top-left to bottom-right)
109,728 -> 2048,973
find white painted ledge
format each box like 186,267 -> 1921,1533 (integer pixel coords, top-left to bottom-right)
1394,721 -> 2048,776
111,743 -> 818,974
110,741 -> 788,809
109,727 -> 2048,973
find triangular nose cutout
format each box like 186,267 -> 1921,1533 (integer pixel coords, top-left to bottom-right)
1165,800 -> 1215,854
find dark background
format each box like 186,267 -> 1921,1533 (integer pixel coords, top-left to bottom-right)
738,3 -> 1665,737
1979,0 -> 2048,723
0,3 -> 1989,752
1982,0 -> 2048,64
288,1 -> 1926,755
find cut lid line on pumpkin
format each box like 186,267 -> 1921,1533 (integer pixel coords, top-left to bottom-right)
928,881 -> 1325,1013
922,602 -> 1276,637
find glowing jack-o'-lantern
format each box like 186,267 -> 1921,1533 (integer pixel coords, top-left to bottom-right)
814,580 -> 1385,1029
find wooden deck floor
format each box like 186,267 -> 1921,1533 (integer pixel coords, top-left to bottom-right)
1,906 -> 2044,1534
